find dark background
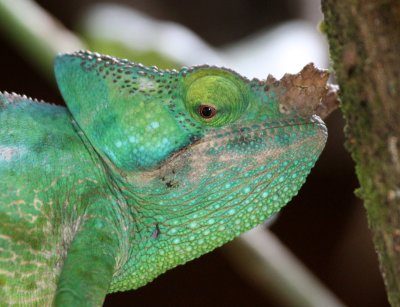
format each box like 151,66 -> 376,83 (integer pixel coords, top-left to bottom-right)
0,0 -> 389,306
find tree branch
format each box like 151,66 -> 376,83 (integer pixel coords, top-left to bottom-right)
0,0 -> 84,78
321,1 -> 400,305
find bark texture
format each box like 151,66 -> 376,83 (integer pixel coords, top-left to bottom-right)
321,1 -> 400,305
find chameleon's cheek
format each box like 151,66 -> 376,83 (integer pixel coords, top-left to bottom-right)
97,112 -> 193,172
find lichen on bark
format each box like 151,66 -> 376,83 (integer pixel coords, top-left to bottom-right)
321,0 -> 400,305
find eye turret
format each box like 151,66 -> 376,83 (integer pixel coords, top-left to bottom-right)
184,75 -> 247,127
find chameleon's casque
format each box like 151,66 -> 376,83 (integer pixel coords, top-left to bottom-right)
0,51 -> 328,306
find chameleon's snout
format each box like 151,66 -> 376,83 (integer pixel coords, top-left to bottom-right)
265,63 -> 339,119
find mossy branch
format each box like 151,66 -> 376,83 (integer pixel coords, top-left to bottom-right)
321,1 -> 400,305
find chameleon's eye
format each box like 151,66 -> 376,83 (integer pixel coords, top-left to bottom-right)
198,104 -> 217,119
184,74 -> 247,127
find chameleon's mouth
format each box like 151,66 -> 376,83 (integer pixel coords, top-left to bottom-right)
186,114 -> 327,156
123,114 -> 326,189
136,114 -> 326,182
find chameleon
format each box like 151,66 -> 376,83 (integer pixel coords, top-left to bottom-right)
0,50 -> 333,306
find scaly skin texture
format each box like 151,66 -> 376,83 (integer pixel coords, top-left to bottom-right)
0,51 -> 327,306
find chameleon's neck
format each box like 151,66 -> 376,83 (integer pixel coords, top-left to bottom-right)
0,96 -> 120,303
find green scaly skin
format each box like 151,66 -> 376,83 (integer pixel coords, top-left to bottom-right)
0,51 -> 327,306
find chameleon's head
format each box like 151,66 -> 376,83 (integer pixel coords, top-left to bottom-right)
55,51 -> 328,291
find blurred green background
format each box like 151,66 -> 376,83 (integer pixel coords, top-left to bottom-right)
0,0 -> 389,306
